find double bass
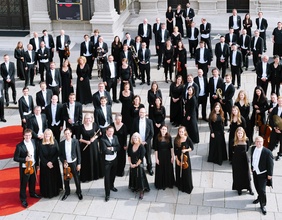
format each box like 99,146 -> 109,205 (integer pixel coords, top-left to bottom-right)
259,115 -> 272,148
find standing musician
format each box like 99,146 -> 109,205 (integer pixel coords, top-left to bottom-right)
36,82 -> 53,114
184,2 -> 195,37
46,62 -> 62,98
200,18 -> 212,57
238,29 -> 251,71
195,41 -> 211,78
156,23 -> 169,70
0,81 -> 6,122
24,44 -> 37,87
153,18 -> 161,55
41,30 -> 55,62
56,30 -> 71,68
18,87 -> 34,130
256,55 -> 270,96
208,68 -> 224,111
95,37 -> 108,77
132,36 -> 142,79
29,32 -> 42,52
215,36 -> 230,78
37,41 -> 50,83
138,42 -> 151,85
230,43 -> 243,89
80,34 -> 94,79
138,18 -> 152,48
228,9 -> 241,39
120,44 -> 135,87
187,21 -> 199,59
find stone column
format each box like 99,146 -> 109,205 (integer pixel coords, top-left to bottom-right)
157,0 -> 167,13
139,0 -> 158,15
197,0 -> 226,14
27,0 -> 52,35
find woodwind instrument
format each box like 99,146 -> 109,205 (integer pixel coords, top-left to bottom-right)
83,129 -> 101,151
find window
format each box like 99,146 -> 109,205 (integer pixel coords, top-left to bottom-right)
56,0 -> 82,20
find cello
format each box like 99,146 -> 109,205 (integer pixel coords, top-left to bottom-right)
259,115 -> 272,148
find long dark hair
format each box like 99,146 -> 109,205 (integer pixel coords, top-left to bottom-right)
157,125 -> 171,143
209,102 -> 225,122
252,86 -> 267,104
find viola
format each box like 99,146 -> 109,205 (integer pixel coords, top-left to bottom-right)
260,116 -> 272,148
63,164 -> 73,181
24,151 -> 34,175
64,45 -> 70,58
181,148 -> 189,170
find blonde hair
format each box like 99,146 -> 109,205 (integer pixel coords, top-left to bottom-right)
77,56 -> 87,64
230,106 -> 243,125
83,113 -> 94,124
130,132 -> 142,145
235,90 -> 250,106
42,129 -> 55,145
233,127 -> 248,146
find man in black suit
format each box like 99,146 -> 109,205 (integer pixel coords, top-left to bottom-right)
251,136 -> 274,215
251,30 -> 264,71
29,32 -> 42,52
228,9 -> 241,39
80,34 -> 94,79
63,93 -> 82,139
256,55 -> 270,95
256,11 -> 268,52
183,73 -> 199,100
14,129 -> 41,208
225,28 -> 238,47
138,42 -> 151,85
184,2 -> 195,37
100,126 -> 120,202
94,36 -> 108,62
156,23 -> 169,70
0,54 -> 17,107
132,36 -> 142,79
0,81 -> 6,122
94,96 -> 113,133
138,18 -> 152,48
103,55 -> 118,103
45,95 -> 64,143
59,128 -> 82,201
56,29 -> 71,68
92,82 -> 112,109
131,107 -> 154,175
36,82 -> 53,113
120,44 -> 135,86
46,62 -> 62,98
24,44 -> 37,86
19,87 -> 34,130
238,29 -> 251,70
187,21 -> 199,59
153,18 -> 161,55
90,29 -> 100,67
215,36 -> 230,78
230,44 -> 243,89
42,30 -> 55,62
123,32 -> 135,47
195,41 -> 211,78
37,41 -> 50,83
200,18 -> 212,56
194,69 -> 209,121
208,68 -> 224,110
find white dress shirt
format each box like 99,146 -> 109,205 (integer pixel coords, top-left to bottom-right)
232,51 -> 237,66
101,105 -> 109,127
139,118 -> 146,142
233,16 -> 239,30
199,48 -> 206,63
68,103 -> 75,123
22,140 -> 35,168
65,140 -> 76,163
60,35 -> 65,50
50,69 -> 58,86
109,62 -> 115,78
105,136 -> 117,161
252,147 -> 266,174
262,62 -> 267,78
35,115 -> 43,135
198,77 -> 205,96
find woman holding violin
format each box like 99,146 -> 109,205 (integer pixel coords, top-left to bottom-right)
39,129 -> 62,198
174,41 -> 187,83
174,126 -> 194,194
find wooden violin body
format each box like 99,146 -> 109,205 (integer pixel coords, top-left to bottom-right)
260,116 -> 272,148
63,166 -> 73,181
24,160 -> 34,175
64,45 -> 70,58
181,153 -> 189,169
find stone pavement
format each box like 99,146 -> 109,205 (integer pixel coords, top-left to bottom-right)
1,13 -> 282,220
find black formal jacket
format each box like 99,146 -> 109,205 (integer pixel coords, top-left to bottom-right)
131,117 -> 154,145
36,89 -> 53,110
56,35 -> 71,51
46,68 -> 62,88
187,27 -> 199,40
41,34 -> 55,49
99,135 -> 120,160
0,62 -> 16,82
153,23 -> 161,36
27,114 -> 48,139
194,76 -> 209,97
138,48 -> 151,63
29,37 -> 42,52
90,35 -> 100,46
24,50 -> 37,67
228,15 -> 242,30
94,105 -> 113,128
37,47 -> 50,62
256,61 -> 271,80
183,82 -> 199,99
0,81 -> 3,97
215,42 -> 230,61
225,33 -> 238,45
156,29 -> 170,46
200,22 -> 211,37
255,18 -> 268,31
269,105 -> 282,128
63,102 -> 82,127
251,36 -> 264,54
102,61 -> 118,83
94,42 -> 108,57
14,139 -> 39,168
45,103 -> 64,128
80,41 -> 94,57
230,50 -> 243,67
221,83 -> 235,105
238,34 -> 251,50
195,48 -> 211,65
138,23 -> 152,40
59,139 -> 81,165
183,7 -> 195,20
18,95 -> 34,120
123,38 -> 135,47
133,42 -> 142,53
208,76 -> 224,97
120,50 -> 133,65
92,90 -> 112,109
250,146 -> 273,176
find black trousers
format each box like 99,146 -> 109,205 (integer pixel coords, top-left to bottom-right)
139,63 -> 151,83
0,97 -> 4,119
252,50 -> 260,69
157,42 -> 165,66
106,78 -> 117,101
216,59 -> 227,78
50,124 -> 61,144
4,81 -> 16,103
268,130 -> 282,155
39,62 -> 50,82
271,80 -> 280,96
25,64 -> 35,86
58,50 -> 68,68
253,171 -> 267,208
197,63 -> 209,78
104,158 -> 117,196
241,48 -> 249,68
85,55 -> 94,79
164,61 -> 173,80
20,168 -> 36,202
257,78 -> 268,96
48,85 -> 60,101
188,39 -> 198,58
144,143 -> 152,171
260,32 -> 267,51
48,48 -> 54,62
231,65 -> 241,87
198,95 -> 207,120
222,101 -> 232,123
64,161 -> 81,195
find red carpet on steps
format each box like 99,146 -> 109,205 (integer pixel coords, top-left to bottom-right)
0,167 -> 40,216
0,125 -> 23,160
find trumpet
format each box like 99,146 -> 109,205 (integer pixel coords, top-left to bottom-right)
216,88 -> 223,100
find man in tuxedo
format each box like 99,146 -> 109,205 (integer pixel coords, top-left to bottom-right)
194,69 -> 209,121
56,29 -> 71,68
29,32 -> 42,52
230,44 -> 243,89
225,28 -> 238,47
228,9 -> 241,39
131,107 -> 154,175
19,87 -> 34,130
13,129 -> 41,208
184,2 -> 195,37
103,55 -> 118,103
156,23 -> 169,70
100,126 -> 120,202
256,55 -> 270,95
0,81 -> 6,122
251,30 -> 264,71
153,18 -> 161,55
0,54 -> 17,107
187,21 -> 199,59
132,36 -> 142,79
45,95 -> 64,143
80,34 -> 94,79
123,32 -> 135,47
24,44 -> 37,86
208,68 -> 224,110
195,41 -> 211,78
94,96 -> 113,133
36,82 -> 53,113
41,30 -> 55,62
94,36 -> 108,63
138,42 -> 151,85
46,62 -> 62,98
59,128 -> 82,201
63,93 -> 82,139
37,41 -> 50,83
90,29 -> 100,67
138,18 -> 152,48
268,93 -> 278,114
256,11 -> 268,52
238,29 -> 251,70
92,82 -> 112,109
215,36 -> 230,78
251,136 -> 274,215
200,18 -> 212,56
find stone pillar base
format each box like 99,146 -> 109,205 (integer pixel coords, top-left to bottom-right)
139,0 -> 158,15
197,0 -> 226,14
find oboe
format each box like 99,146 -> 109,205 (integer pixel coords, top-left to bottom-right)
83,129 -> 101,151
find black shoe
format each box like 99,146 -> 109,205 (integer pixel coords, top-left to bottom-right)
261,206 -> 267,215
148,169 -> 154,176
253,199 -> 259,204
165,79 -> 168,83
5,103 -> 9,107
113,100 -> 120,103
105,196 -> 110,202
111,187 -> 118,192
77,193 -> 83,200
276,155 -> 280,161
61,194 -> 69,201
147,82 -> 150,85
157,65 -> 160,70
1,118 -> 7,122
140,82 -> 145,85
238,190 -> 242,195
252,69 -> 256,71
245,68 -> 248,71
237,86 -> 240,89
13,101 -> 17,105
30,193 -> 41,199
249,190 -> 254,195
139,191 -> 144,200
21,200 -> 28,208
203,118 -> 209,122
30,83 -> 35,86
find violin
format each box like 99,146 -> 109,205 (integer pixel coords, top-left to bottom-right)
24,152 -> 34,175
64,45 -> 70,58
63,161 -> 73,181
176,55 -> 182,73
181,146 -> 189,170
260,115 -> 272,148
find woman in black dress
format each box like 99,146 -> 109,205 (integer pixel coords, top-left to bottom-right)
78,113 -> 102,182
111,113 -> 128,177
170,75 -> 184,127
272,22 -> 282,58
208,102 -> 227,165
76,56 -> 92,104
174,41 -> 187,83
111,36 -> 123,70
154,125 -> 175,190
269,55 -> 282,95
163,40 -> 174,82
130,95 -> 145,120
175,4 -> 184,37
174,126 -> 193,194
147,81 -> 162,120
171,26 -> 182,48
152,97 -> 166,149
39,129 -> 62,198
243,13 -> 252,37
183,86 -> 199,144
120,82 -> 134,134
60,59 -> 73,103
14,41 -> 25,80
119,58 -> 134,98
232,127 -> 254,195
166,6 -> 174,35
128,132 -> 150,199
228,106 -> 246,162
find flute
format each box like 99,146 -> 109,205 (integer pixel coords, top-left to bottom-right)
83,129 -> 101,151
